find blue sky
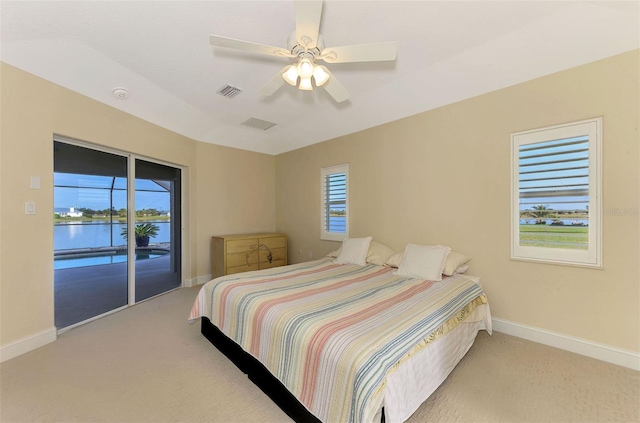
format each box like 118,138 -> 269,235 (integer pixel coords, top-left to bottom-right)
54,173 -> 170,211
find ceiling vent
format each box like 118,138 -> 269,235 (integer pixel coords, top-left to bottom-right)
216,84 -> 243,99
241,118 -> 277,131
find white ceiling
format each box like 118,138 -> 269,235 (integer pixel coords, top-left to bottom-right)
1,1 -> 638,155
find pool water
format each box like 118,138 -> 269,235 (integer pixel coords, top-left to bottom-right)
54,252 -> 167,270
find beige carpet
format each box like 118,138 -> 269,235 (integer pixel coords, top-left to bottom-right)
1,287 -> 638,423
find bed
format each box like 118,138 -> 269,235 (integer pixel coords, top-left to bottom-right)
190,256 -> 491,423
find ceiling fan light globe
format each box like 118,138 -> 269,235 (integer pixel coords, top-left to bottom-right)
282,65 -> 299,86
297,58 -> 314,78
299,76 -> 313,91
313,65 -> 330,87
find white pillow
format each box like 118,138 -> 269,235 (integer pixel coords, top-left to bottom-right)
327,249 -> 340,258
454,264 -> 470,274
387,250 -> 470,275
366,241 -> 397,266
385,253 -> 403,268
394,244 -> 451,281
329,241 -> 396,266
442,251 -> 471,276
334,237 -> 373,266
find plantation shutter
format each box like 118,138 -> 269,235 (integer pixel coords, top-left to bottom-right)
511,118 -> 601,268
518,136 -> 590,215
321,164 -> 349,241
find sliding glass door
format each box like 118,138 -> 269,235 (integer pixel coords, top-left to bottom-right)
54,142 -> 129,328
134,159 -> 181,302
54,140 -> 182,329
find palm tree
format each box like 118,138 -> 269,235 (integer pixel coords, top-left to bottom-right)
523,205 -> 555,224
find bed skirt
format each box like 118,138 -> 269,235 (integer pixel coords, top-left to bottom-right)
200,317 -> 323,423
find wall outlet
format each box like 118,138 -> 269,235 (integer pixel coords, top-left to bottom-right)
25,201 -> 36,215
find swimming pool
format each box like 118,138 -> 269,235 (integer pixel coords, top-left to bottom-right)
54,250 -> 168,270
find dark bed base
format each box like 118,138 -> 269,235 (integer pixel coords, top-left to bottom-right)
200,317 -> 322,423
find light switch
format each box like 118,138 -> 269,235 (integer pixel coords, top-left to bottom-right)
25,201 -> 36,215
30,176 -> 41,189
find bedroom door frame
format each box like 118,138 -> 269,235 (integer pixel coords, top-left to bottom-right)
54,135 -> 186,330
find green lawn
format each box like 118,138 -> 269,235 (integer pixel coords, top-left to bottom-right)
519,225 -> 588,249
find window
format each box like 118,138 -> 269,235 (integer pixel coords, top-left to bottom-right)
321,164 -> 349,241
511,118 -> 602,267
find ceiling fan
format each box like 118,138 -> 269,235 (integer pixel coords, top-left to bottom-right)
209,0 -> 396,103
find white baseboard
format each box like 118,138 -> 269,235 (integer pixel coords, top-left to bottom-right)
0,327 -> 57,363
184,274 -> 212,287
492,318 -> 640,371
5,314 -> 634,371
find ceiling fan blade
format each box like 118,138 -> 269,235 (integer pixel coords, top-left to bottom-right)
295,0 -> 323,49
321,67 -> 350,103
210,35 -> 292,58
258,66 -> 289,97
321,42 -> 397,63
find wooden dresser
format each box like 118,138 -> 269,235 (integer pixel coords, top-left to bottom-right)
211,233 -> 287,277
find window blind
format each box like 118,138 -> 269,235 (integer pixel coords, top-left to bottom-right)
519,136 -> 589,204
323,171 -> 347,234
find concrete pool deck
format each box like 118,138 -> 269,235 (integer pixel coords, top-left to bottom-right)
54,252 -> 180,329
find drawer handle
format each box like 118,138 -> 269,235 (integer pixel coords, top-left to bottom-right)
246,243 -> 273,266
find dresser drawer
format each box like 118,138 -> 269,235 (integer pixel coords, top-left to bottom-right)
259,247 -> 286,264
226,263 -> 259,275
227,251 -> 259,268
212,233 -> 287,278
260,258 -> 287,269
259,236 -> 287,250
226,238 -> 258,254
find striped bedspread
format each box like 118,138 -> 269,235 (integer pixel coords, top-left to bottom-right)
190,258 -> 488,423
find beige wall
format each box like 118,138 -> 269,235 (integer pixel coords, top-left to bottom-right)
276,50 -> 640,353
195,142 -> 276,278
0,63 -> 276,346
2,50 -> 638,355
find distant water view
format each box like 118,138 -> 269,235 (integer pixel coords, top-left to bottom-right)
54,220 -> 171,250
519,218 -> 588,226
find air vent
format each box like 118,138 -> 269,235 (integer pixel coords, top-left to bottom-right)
216,84 -> 243,99
241,118 -> 277,131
